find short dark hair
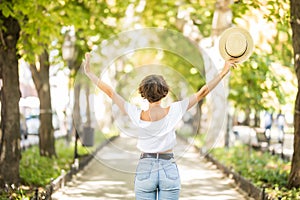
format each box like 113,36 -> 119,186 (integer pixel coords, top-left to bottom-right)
138,74 -> 169,103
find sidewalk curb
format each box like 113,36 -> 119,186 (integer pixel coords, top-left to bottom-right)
178,134 -> 269,199
204,153 -> 270,200
42,135 -> 119,200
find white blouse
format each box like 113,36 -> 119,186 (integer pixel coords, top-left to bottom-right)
124,98 -> 189,153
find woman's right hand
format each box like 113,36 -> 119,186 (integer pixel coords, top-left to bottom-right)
84,53 -> 91,74
223,59 -> 237,74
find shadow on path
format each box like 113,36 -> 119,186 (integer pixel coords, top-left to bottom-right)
52,134 -> 253,200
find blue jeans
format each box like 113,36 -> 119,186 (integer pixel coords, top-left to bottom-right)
134,157 -> 181,200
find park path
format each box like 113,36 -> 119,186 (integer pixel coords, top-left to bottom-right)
52,134 -> 253,200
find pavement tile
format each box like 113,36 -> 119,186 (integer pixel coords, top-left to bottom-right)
52,134 -> 253,200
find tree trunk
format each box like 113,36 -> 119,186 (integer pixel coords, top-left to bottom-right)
0,14 -> 21,187
211,0 -> 233,44
254,111 -> 260,127
201,0 -> 232,149
30,50 -> 56,157
196,99 -> 204,134
73,83 -> 81,136
288,0 -> 300,188
85,84 -> 91,127
244,108 -> 251,126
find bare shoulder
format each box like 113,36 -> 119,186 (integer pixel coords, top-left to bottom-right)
141,106 -> 170,122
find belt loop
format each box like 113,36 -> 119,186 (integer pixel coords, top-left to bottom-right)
156,153 -> 159,159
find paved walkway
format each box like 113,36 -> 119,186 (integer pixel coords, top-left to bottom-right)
52,134 -> 253,200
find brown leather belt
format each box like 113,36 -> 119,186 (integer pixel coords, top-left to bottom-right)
140,153 -> 174,160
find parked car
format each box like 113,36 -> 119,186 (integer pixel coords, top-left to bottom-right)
26,114 -> 40,135
20,114 -> 28,139
25,112 -> 60,135
52,113 -> 60,131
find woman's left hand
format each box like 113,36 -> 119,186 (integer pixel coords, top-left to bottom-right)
224,59 -> 238,73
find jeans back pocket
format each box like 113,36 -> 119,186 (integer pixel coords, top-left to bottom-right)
136,160 -> 154,181
163,162 -> 179,180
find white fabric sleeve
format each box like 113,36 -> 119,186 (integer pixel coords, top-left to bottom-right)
112,103 -> 140,137
124,102 -> 141,127
168,98 -> 190,126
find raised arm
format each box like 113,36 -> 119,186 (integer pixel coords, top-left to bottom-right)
187,60 -> 236,110
84,53 -> 126,113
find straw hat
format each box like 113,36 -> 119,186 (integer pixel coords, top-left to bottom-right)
219,27 -> 254,63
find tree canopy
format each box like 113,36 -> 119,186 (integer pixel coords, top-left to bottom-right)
229,0 -> 295,115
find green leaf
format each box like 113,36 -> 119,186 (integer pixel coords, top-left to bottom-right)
0,1 -> 13,17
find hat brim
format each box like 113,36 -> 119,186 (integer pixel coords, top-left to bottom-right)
219,27 -> 254,63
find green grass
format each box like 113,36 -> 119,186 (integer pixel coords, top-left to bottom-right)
1,130 -> 116,199
166,132 -> 300,198
20,130 -> 108,186
20,140 -> 74,186
210,145 -> 300,199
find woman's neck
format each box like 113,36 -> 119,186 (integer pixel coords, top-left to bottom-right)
149,101 -> 161,108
